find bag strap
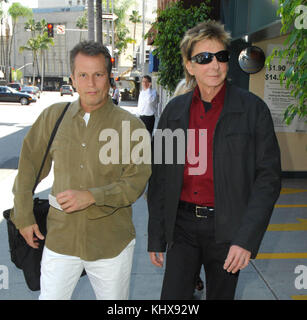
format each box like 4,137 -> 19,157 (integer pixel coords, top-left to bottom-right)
32,102 -> 71,195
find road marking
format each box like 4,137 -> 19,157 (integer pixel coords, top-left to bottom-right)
267,218 -> 307,231
256,253 -> 307,259
274,204 -> 307,208
280,188 -> 307,194
291,295 -> 307,300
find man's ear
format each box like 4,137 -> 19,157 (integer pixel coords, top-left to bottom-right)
185,61 -> 195,76
70,74 -> 75,88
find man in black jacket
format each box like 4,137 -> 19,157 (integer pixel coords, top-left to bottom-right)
147,21 -> 281,300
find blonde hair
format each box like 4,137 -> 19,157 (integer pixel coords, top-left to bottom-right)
172,79 -> 193,98
180,20 -> 231,88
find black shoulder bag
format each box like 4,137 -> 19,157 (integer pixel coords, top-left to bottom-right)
2,102 -> 70,291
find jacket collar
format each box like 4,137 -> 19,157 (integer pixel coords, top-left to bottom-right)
168,80 -> 245,123
70,96 -> 114,119
221,81 -> 245,116
168,90 -> 193,121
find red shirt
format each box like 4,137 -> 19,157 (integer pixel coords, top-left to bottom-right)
180,82 -> 226,206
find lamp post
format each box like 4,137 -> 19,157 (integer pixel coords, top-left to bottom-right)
141,0 -> 145,75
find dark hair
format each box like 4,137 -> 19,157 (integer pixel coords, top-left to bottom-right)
142,75 -> 152,83
70,41 -> 112,76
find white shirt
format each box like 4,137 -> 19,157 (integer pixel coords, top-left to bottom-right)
83,112 -> 90,126
137,87 -> 158,116
112,88 -> 120,103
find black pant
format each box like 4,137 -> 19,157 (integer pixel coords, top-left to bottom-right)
161,207 -> 239,300
140,115 -> 155,136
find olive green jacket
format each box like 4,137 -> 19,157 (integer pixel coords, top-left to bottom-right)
11,97 -> 151,260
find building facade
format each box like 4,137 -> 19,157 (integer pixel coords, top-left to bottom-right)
13,1 -> 156,90
15,5 -> 86,89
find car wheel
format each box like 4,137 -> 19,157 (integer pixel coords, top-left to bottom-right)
20,97 -> 29,105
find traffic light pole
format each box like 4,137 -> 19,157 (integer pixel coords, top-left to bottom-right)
141,0 -> 145,75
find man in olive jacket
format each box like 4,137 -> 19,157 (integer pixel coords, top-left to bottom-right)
147,21 -> 281,300
12,41 -> 151,300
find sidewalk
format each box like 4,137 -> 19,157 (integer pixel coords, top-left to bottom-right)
1,169 -> 306,299
0,100 -> 306,299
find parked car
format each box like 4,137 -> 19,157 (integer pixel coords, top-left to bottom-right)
20,86 -> 41,98
0,86 -> 36,105
7,83 -> 22,91
60,85 -> 74,96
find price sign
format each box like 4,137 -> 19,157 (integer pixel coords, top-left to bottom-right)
264,44 -> 306,133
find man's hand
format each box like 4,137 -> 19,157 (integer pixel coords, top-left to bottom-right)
149,252 -> 164,268
223,245 -> 251,274
19,224 -> 44,249
56,190 -> 95,213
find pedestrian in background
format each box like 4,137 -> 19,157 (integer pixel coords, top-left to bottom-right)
11,41 -> 151,300
111,83 -> 120,105
137,75 -> 158,136
147,21 -> 281,300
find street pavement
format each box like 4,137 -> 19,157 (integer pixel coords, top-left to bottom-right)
0,93 -> 306,300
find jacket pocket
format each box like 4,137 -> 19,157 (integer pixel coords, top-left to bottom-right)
226,132 -> 251,154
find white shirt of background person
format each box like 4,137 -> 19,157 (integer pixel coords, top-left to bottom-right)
137,77 -> 158,117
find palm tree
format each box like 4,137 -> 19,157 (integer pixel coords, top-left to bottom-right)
38,32 -> 54,91
96,0 -> 102,43
113,0 -> 135,55
87,0 -> 95,41
35,18 -> 47,34
24,18 -> 38,38
19,29 -> 54,86
0,7 -> 4,74
76,12 -> 88,41
8,2 -> 32,69
129,10 -> 141,55
19,38 -> 40,84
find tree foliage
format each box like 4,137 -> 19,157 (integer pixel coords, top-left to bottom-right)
147,1 -> 211,93
266,0 -> 307,124
20,19 -> 54,84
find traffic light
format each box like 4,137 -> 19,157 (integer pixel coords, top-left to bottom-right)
145,50 -> 150,63
47,23 -> 54,37
133,57 -> 137,69
111,57 -> 115,68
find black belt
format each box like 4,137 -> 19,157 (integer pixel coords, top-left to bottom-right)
178,200 -> 215,218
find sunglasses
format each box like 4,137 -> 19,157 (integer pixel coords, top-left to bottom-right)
190,50 -> 230,64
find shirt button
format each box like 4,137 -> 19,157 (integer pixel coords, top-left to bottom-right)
81,143 -> 86,147
80,164 -> 84,169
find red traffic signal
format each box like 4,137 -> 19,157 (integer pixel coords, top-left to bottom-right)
111,57 -> 115,67
47,23 -> 54,37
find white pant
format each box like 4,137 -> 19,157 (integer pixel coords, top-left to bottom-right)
39,239 -> 135,300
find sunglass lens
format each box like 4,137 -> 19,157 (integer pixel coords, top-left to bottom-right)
215,50 -> 229,62
197,52 -> 212,64
192,51 -> 229,64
